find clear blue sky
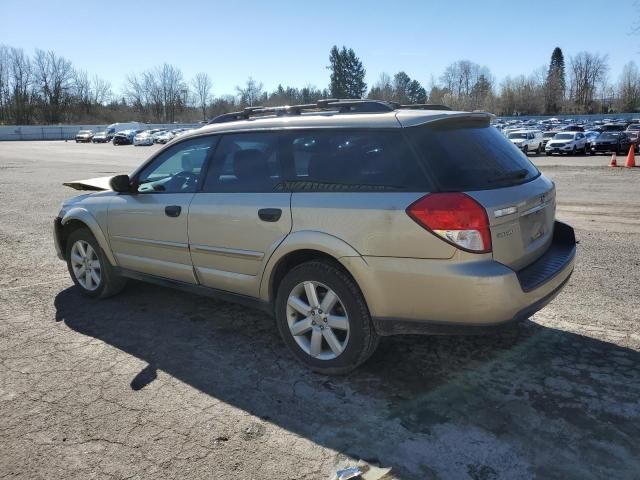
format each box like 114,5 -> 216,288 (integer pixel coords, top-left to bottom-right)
2,0 -> 638,96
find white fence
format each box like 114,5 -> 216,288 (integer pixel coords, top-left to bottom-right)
0,123 -> 201,141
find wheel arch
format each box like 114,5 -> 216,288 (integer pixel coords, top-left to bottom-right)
60,208 -> 117,266
260,231 -> 366,304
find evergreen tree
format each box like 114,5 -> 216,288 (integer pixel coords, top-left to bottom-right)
545,47 -> 566,113
407,79 -> 427,104
328,46 -> 367,99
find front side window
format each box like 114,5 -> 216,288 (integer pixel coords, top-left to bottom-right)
136,136 -> 217,193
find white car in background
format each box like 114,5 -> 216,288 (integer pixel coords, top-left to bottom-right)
155,131 -> 176,144
133,131 -> 155,146
507,130 -> 543,155
545,131 -> 588,155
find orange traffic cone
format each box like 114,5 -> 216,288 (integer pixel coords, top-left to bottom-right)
625,144 -> 637,168
609,152 -> 618,167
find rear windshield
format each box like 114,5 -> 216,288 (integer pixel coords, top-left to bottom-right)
406,122 -> 539,191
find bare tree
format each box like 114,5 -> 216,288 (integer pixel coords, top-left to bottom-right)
618,61 -> 640,112
73,69 -> 91,113
33,49 -> 74,123
236,77 -> 263,107
569,52 -> 608,111
91,74 -> 111,105
440,60 -> 492,110
367,72 -> 393,101
9,47 -> 33,124
0,45 -> 10,122
191,72 -> 212,120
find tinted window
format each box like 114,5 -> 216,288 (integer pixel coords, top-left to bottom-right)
407,122 -> 539,191
289,130 -> 429,191
202,132 -> 283,193
136,136 -> 216,193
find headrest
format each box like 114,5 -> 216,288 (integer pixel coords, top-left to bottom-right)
233,149 -> 269,180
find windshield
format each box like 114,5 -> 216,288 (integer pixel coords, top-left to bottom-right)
598,133 -> 618,140
543,132 -> 556,138
407,121 -> 539,191
508,132 -> 528,139
554,133 -> 574,140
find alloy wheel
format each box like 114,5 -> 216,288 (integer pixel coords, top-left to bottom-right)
286,281 -> 350,360
70,240 -> 101,291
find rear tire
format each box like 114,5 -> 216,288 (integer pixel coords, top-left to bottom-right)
546,152 -> 552,156
65,228 -> 126,299
536,144 -> 541,155
523,145 -> 528,155
275,260 -> 379,374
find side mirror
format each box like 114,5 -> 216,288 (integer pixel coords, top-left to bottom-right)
110,174 -> 132,193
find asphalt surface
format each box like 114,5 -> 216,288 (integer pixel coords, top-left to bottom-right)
0,141 -> 639,479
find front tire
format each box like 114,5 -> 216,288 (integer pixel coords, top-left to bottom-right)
275,260 -> 379,374
65,228 -> 126,298
536,144 -> 541,155
523,145 -> 528,155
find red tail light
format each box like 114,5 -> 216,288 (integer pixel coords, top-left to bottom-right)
406,193 -> 492,253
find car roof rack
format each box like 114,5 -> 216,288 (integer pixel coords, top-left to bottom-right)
399,103 -> 452,111
208,99 -> 451,124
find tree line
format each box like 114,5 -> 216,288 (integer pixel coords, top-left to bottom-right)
0,44 -> 638,125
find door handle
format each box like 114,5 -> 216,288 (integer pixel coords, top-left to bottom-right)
258,208 -> 282,222
165,205 -> 182,217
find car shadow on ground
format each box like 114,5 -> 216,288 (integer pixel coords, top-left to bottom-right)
54,282 -> 640,479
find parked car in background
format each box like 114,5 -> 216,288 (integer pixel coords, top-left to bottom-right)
625,124 -> 640,145
92,131 -> 112,143
151,130 -> 167,143
542,131 -> 558,149
54,100 -> 576,373
545,131 -> 588,155
134,131 -> 155,146
583,131 -> 600,150
602,123 -> 628,132
113,129 -> 138,146
589,132 -> 633,155
106,122 -> 141,139
155,130 -> 176,144
507,130 -> 543,154
75,130 -> 94,143
561,124 -> 584,132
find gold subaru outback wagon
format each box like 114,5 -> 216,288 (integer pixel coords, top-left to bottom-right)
54,100 -> 576,373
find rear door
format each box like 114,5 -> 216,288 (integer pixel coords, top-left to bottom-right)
188,132 -> 292,297
406,119 -> 555,271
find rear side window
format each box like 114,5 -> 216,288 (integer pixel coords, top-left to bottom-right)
202,132 -> 283,193
289,130 -> 431,191
407,122 -> 539,191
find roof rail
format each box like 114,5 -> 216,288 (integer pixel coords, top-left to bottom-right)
208,99 -> 399,124
399,103 -> 452,111
207,99 -> 451,124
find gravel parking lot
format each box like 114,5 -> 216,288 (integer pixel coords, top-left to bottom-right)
1,141 -> 639,479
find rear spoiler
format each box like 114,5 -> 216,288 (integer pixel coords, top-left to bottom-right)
63,176 -> 113,191
396,111 -> 495,128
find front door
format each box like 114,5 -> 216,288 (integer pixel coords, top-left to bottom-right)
188,132 -> 292,297
108,136 -> 217,283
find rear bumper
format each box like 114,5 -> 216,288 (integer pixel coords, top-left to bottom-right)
344,221 -> 576,336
